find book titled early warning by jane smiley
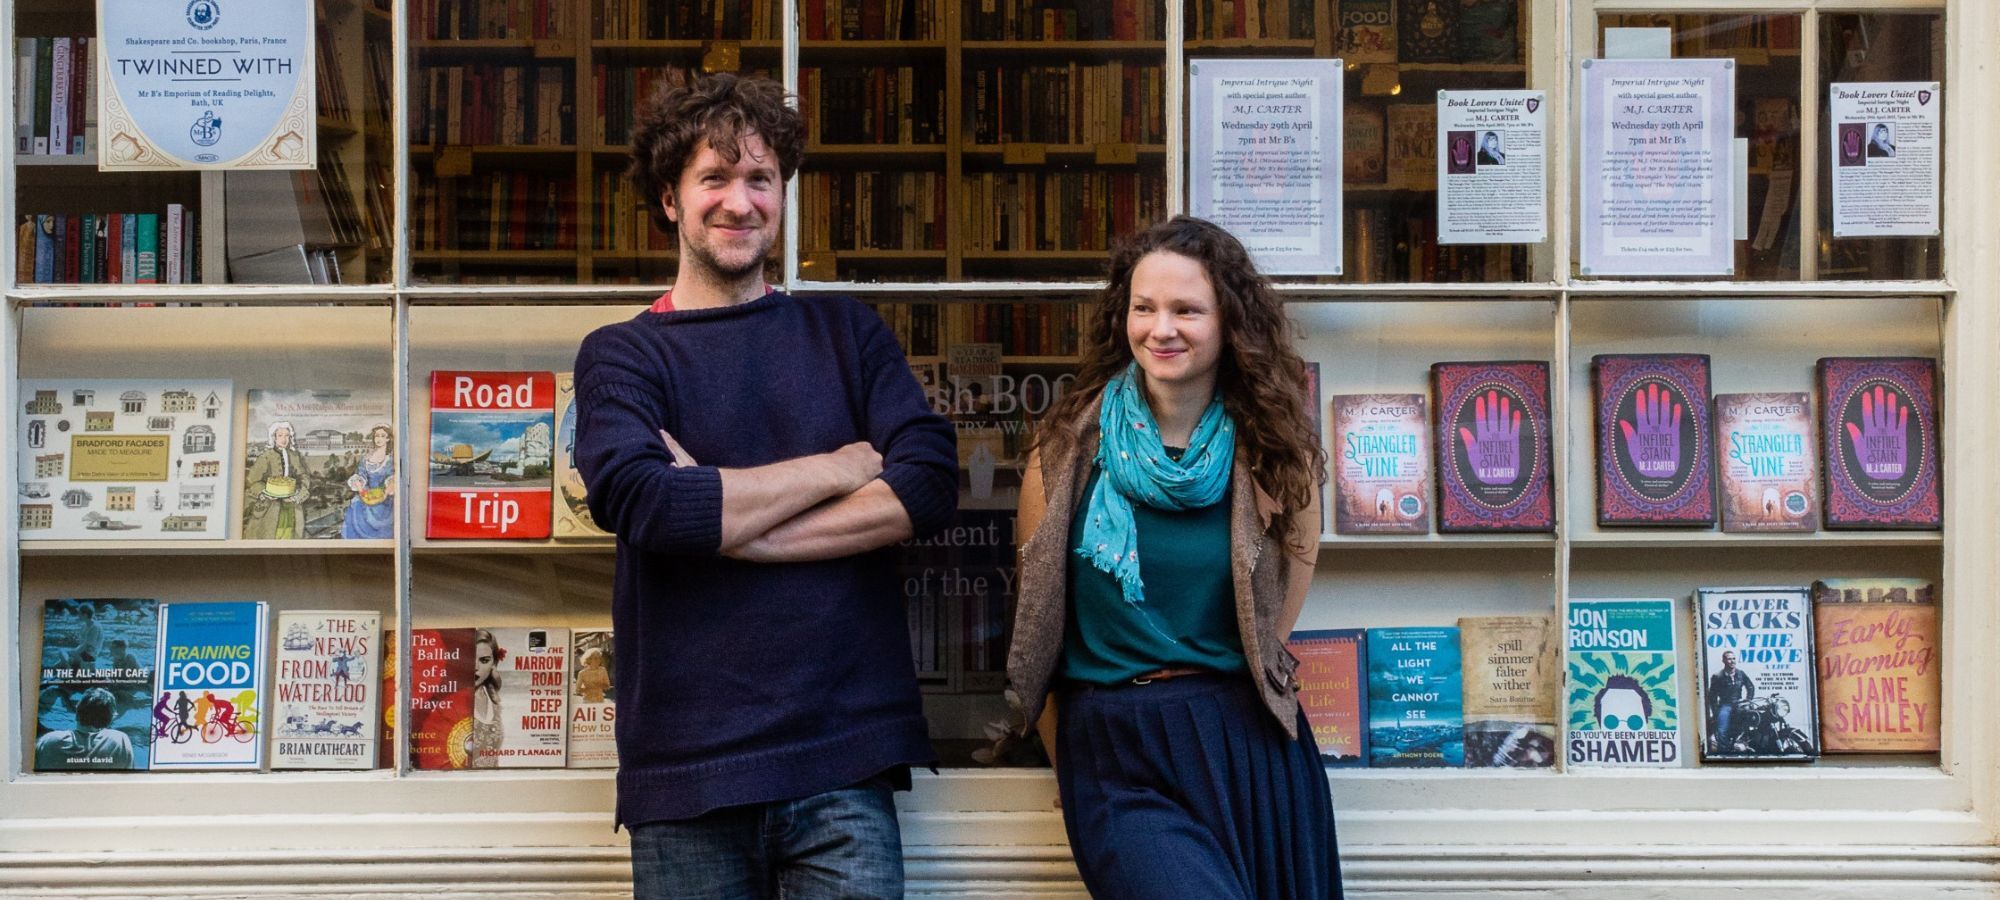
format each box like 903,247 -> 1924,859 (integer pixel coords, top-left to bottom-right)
1817,358 -> 1940,529
271,611 -> 381,769
1565,598 -> 1680,768
427,371 -> 554,539
1332,394 -> 1432,535
1432,362 -> 1553,533
1594,355 -> 1715,527
1812,578 -> 1939,753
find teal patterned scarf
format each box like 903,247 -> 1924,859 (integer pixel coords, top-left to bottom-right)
1077,364 -> 1235,605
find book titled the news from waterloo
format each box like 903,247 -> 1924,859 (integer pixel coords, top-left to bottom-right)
1593,355 -> 1715,527
1695,588 -> 1818,762
1332,394 -> 1432,535
1432,362 -> 1553,533
1286,629 -> 1368,767
1458,615 -> 1557,768
271,611 -> 382,770
484,627 -> 570,768
1816,358 -> 1941,530
1714,392 -> 1819,533
1366,627 -> 1463,768
1564,599 -> 1680,768
152,601 -> 268,770
427,371 -> 555,539
35,598 -> 156,771
552,373 -> 608,539
409,628 -> 474,769
1811,578 -> 1939,753
17,379 -> 233,539
242,389 -> 395,540
569,629 -> 616,768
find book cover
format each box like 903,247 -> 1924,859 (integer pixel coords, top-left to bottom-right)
1593,355 -> 1716,527
35,598 -> 156,771
1366,627 -> 1464,767
1714,392 -> 1818,533
1386,103 -> 1439,191
1332,394 -> 1432,534
243,389 -> 395,540
1432,361 -> 1554,533
1817,358 -> 1941,529
1337,0 -> 1395,64
477,627 -> 570,767
380,629 -> 396,769
151,601 -> 268,770
1811,578 -> 1939,753
1564,599 -> 1681,767
569,628 -> 617,768
409,628 -> 475,769
271,611 -> 382,769
1286,629 -> 1368,767
552,372 -> 608,539
1396,0 -> 1459,63
1343,103 -> 1386,185
17,380 -> 234,540
1695,587 -> 1818,762
426,371 -> 555,539
1458,615 -> 1557,768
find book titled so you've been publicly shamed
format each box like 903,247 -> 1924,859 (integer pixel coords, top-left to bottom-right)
1565,599 -> 1680,768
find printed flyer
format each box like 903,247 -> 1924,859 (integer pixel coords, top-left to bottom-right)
1830,82 -> 1941,238
1437,90 -> 1547,244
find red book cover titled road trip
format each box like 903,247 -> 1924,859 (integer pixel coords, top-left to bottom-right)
427,371 -> 555,539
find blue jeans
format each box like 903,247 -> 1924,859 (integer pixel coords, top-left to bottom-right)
629,781 -> 904,899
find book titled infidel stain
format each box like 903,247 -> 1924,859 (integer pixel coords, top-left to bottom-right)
1565,599 -> 1680,768
1817,358 -> 1940,530
1432,362 -> 1553,533
1286,629 -> 1368,767
1594,355 -> 1715,527
427,371 -> 554,539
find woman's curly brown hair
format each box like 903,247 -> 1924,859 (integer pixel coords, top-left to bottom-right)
626,73 -> 804,236
1036,216 -> 1329,551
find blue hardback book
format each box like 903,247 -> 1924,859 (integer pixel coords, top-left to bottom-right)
34,598 -> 158,770
1366,626 -> 1465,767
152,601 -> 269,770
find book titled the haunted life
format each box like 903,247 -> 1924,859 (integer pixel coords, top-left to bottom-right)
1366,627 -> 1464,767
1695,587 -> 1818,762
1332,394 -> 1432,535
1287,629 -> 1368,767
1432,361 -> 1553,533
1594,354 -> 1715,527
152,601 -> 269,771
35,598 -> 157,771
426,371 -> 555,539
1565,599 -> 1681,768
1458,615 -> 1557,768
1714,392 -> 1819,533
1811,578 -> 1939,753
1816,358 -> 1940,529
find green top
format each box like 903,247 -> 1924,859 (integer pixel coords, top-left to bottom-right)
1059,459 -> 1247,685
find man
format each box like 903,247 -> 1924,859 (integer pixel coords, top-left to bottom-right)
1868,124 -> 1896,158
573,73 -> 958,898
1707,650 -> 1754,752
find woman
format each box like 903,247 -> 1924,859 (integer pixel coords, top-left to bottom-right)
342,424 -> 395,539
244,421 -> 310,539
466,630 -> 503,768
1007,216 -> 1336,898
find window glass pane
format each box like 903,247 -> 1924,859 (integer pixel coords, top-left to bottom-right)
1186,0 -> 1536,284
13,0 -> 397,286
1817,12 -> 1943,281
1592,13 -> 1805,282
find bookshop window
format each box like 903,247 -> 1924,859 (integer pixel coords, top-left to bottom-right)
1592,13 -> 1805,282
13,0 -> 396,286
1186,0 -> 1537,284
1817,11 -> 1943,281
407,1 -> 782,286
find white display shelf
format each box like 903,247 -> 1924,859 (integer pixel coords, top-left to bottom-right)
19,539 -> 396,556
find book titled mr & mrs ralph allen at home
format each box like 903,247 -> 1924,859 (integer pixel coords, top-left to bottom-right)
427,371 -> 555,540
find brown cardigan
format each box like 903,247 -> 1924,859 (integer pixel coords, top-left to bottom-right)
1004,396 -> 1305,740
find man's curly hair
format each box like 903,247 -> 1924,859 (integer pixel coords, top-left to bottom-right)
626,73 -> 805,236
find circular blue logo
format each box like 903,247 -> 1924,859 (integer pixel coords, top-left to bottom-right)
1784,491 -> 1809,515
187,0 -> 220,30
190,111 -> 223,147
1397,495 -> 1423,518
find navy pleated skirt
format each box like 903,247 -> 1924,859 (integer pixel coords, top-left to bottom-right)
1055,672 -> 1342,899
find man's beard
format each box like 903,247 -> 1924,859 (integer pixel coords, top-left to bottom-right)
683,216 -> 772,282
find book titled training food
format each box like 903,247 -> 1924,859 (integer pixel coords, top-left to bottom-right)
271,611 -> 382,769
568,629 -> 616,768
1458,615 -> 1557,768
1332,393 -> 1432,535
1811,578 -> 1939,753
1593,355 -> 1715,527
1714,392 -> 1819,533
552,373 -> 609,539
1432,361 -> 1553,533
1286,629 -> 1368,768
1695,588 -> 1818,762
1365,627 -> 1464,767
17,379 -> 234,539
484,627 -> 570,768
409,628 -> 475,770
152,601 -> 268,770
35,598 -> 156,771
1817,358 -> 1940,529
427,371 -> 555,539
1565,599 -> 1680,768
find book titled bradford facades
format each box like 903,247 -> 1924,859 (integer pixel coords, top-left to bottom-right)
1817,357 -> 1940,529
1432,361 -> 1553,533
1565,599 -> 1680,768
1593,355 -> 1715,527
1695,588 -> 1818,762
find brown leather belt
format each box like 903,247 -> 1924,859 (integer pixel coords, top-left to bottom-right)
1131,667 -> 1212,685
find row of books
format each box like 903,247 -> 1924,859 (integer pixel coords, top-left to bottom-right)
964,0 -> 1164,41
968,63 -> 1166,146
591,169 -> 675,252
1321,356 -> 1940,535
413,64 -> 576,147
412,174 -> 580,252
800,171 -> 949,253
1289,579 -> 1938,768
412,0 -> 576,41
590,0 -> 781,40
12,36 -> 95,158
1346,209 -> 1528,282
801,0 -> 941,41
960,171 -> 1169,253
1188,0 -> 1316,42
1337,0 -> 1521,66
801,65 -> 948,146
34,599 -> 618,771
13,209 -> 200,286
1345,102 -> 1438,190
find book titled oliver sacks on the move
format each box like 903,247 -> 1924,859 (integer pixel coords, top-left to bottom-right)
1817,357 -> 1941,530
1287,629 -> 1369,768
1594,354 -> 1715,527
1366,627 -> 1463,767
1432,361 -> 1554,533
1695,587 -> 1818,762
1565,598 -> 1680,768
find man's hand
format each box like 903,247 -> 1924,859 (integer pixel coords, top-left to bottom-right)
821,441 -> 884,494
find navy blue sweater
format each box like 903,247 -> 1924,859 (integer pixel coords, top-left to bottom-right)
572,291 -> 957,826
